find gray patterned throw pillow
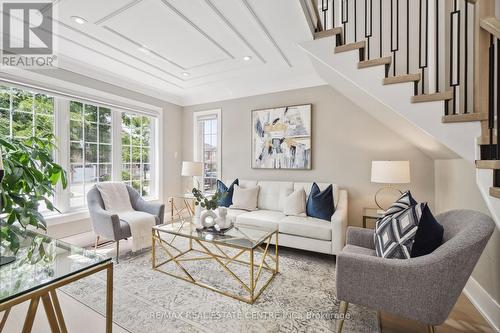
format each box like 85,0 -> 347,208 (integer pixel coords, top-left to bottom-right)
375,203 -> 425,259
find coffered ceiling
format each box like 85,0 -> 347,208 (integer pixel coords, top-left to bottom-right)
45,0 -> 324,105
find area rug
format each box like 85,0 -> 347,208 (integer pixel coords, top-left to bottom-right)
60,240 -> 379,333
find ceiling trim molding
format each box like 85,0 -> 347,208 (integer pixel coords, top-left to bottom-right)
56,33 -> 184,89
102,25 -> 186,70
159,0 -> 235,60
204,0 -> 266,64
94,0 -> 144,25
57,20 -> 185,83
241,0 -> 292,68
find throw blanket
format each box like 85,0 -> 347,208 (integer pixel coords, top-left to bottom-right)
96,182 -> 155,252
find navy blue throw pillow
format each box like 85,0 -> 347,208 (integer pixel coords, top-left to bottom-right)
306,183 -> 334,221
217,179 -> 239,207
410,204 -> 444,257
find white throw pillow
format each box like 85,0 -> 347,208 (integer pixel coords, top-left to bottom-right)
284,189 -> 306,216
230,185 -> 260,211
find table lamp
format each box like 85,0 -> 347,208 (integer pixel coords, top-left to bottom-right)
371,160 -> 411,211
181,161 -> 203,192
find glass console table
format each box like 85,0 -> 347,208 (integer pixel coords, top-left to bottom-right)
0,229 -> 113,333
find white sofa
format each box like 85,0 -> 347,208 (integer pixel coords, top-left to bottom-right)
224,179 -> 348,255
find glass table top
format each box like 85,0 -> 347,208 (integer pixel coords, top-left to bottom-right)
154,218 -> 278,250
0,228 -> 110,304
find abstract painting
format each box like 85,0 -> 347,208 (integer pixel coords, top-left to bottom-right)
252,104 -> 311,169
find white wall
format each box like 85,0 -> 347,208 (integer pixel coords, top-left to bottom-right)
182,85 -> 436,226
435,159 -> 500,306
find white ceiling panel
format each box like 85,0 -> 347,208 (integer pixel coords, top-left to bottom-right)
29,0 -> 325,105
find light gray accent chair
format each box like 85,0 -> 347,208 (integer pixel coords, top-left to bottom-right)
335,209 -> 495,333
87,185 -> 165,263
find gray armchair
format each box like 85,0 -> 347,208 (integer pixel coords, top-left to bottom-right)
335,209 -> 495,333
87,185 -> 165,263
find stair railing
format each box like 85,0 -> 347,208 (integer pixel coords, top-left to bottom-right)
304,0 -> 482,117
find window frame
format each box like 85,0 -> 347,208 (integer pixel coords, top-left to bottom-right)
0,81 -> 161,216
193,109 -> 222,194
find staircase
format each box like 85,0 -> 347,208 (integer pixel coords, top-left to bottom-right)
299,0 -> 500,228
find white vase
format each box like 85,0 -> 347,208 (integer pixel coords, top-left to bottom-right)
194,204 -> 202,218
200,210 -> 217,228
216,207 -> 230,229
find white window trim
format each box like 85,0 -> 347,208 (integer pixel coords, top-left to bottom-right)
193,109 -> 222,192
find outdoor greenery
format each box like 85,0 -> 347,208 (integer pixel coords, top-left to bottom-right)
0,134 -> 67,255
122,113 -> 152,196
0,87 -> 54,139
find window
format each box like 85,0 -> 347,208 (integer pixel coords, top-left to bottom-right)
0,82 -> 160,214
121,112 -> 155,197
0,86 -> 54,139
69,101 -> 112,208
194,110 -> 221,193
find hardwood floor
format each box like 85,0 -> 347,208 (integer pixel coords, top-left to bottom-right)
380,293 -> 495,333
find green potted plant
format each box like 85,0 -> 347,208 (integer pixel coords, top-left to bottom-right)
0,134 -> 67,265
192,188 -> 225,228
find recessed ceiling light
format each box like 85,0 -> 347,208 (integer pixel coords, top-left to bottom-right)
138,46 -> 151,54
243,55 -> 252,61
181,72 -> 191,77
71,16 -> 87,24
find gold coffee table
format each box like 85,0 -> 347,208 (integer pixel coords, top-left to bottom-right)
152,218 -> 279,304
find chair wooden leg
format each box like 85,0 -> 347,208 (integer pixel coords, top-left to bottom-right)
427,325 -> 436,333
116,240 -> 120,264
336,301 -> 349,333
94,236 -> 100,250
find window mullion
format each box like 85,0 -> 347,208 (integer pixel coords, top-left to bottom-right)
112,110 -> 122,182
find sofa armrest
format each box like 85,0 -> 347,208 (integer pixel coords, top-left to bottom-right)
134,198 -> 165,225
89,207 -> 122,241
346,226 -> 375,249
331,189 -> 348,254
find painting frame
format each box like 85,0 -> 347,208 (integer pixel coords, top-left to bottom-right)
251,103 -> 312,170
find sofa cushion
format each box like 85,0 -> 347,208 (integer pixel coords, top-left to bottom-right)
375,203 -> 426,259
256,181 -> 294,211
231,185 -> 260,211
284,189 -> 306,216
294,182 -> 339,209
306,183 -> 334,221
217,179 -> 238,207
236,210 -> 285,230
410,204 -> 444,257
279,216 -> 332,241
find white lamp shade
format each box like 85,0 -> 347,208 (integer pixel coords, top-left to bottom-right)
371,160 -> 411,184
181,161 -> 203,177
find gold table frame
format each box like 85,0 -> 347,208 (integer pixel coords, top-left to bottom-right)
0,261 -> 113,333
152,223 -> 278,304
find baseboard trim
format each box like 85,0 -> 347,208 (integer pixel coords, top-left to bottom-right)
463,277 -> 500,333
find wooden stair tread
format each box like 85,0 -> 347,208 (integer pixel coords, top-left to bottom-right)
478,135 -> 497,145
335,41 -> 365,53
489,187 -> 500,198
411,91 -> 453,103
442,113 -> 488,123
314,27 -> 343,39
358,56 -> 392,69
480,17 -> 500,40
383,73 -> 421,85
476,160 -> 500,169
